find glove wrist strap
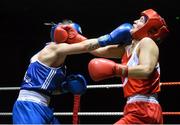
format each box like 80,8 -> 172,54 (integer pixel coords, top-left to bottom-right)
115,64 -> 128,77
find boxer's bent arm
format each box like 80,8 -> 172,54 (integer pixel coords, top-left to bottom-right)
128,38 -> 159,79
56,39 -> 101,55
90,45 -> 125,59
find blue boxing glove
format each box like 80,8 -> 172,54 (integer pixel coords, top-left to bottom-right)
61,74 -> 87,94
98,23 -> 132,47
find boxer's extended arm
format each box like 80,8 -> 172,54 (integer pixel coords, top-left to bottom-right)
55,30 -> 128,56
51,22 -> 132,56
55,39 -> 101,55
90,45 -> 125,58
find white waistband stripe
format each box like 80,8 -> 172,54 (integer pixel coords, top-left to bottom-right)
17,90 -> 50,106
127,94 -> 158,104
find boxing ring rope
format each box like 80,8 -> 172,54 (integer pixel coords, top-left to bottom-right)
1,111 -> 180,116
0,82 -> 180,91
0,82 -> 180,123
0,84 -> 122,91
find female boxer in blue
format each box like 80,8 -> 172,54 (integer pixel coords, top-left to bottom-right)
12,20 -> 132,124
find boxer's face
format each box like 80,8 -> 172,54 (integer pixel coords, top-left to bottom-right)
130,16 -> 147,34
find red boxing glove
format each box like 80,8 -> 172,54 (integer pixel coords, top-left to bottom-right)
88,58 -> 128,81
53,25 -> 68,43
61,24 -> 87,44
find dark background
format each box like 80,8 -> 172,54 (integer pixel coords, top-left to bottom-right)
0,0 -> 180,124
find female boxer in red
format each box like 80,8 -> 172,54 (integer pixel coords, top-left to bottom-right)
88,9 -> 169,124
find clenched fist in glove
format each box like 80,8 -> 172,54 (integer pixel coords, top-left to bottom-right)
60,74 -> 87,95
98,23 -> 132,46
88,58 -> 128,81
51,22 -> 87,44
